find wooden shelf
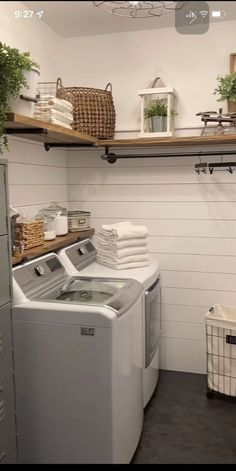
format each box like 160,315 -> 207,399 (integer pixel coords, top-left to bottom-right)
6,113 -> 98,147
6,113 -> 236,151
12,228 -> 95,266
97,134 -> 236,148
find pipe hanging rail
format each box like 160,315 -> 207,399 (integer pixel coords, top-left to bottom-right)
101,147 -> 236,164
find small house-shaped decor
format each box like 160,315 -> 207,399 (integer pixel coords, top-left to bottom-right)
138,77 -> 177,138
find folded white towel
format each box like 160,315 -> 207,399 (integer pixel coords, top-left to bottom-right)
37,96 -> 73,112
97,253 -> 148,265
97,259 -> 149,270
99,221 -> 149,240
97,246 -> 148,260
96,237 -> 148,250
34,109 -> 73,125
33,115 -> 72,129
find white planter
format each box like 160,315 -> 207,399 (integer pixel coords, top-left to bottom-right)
9,68 -> 40,117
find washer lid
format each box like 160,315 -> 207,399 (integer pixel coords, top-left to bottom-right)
32,276 -> 142,317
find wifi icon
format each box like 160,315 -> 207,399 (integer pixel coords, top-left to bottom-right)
200,10 -> 209,18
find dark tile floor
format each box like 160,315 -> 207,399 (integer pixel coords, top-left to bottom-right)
133,370 -> 236,464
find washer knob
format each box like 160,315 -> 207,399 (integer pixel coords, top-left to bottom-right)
34,265 -> 45,276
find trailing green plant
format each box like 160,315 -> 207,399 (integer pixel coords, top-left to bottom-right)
0,42 -> 39,153
214,72 -> 236,102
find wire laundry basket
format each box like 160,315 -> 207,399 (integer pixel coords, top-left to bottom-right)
205,304 -> 236,398
37,81 -> 58,98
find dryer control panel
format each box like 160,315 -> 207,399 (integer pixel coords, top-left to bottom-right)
65,239 -> 96,271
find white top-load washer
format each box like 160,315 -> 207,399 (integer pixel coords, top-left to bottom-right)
12,253 -> 143,464
58,239 -> 161,407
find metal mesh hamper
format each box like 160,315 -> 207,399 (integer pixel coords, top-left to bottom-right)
56,78 -> 116,139
205,304 -> 236,398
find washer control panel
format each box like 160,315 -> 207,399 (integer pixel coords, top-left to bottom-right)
65,239 -> 96,270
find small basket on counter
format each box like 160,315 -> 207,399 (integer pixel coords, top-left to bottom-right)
16,219 -> 44,250
68,211 -> 91,232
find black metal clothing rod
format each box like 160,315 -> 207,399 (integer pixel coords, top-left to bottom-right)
101,149 -> 236,164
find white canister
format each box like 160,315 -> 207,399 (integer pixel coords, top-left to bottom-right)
55,215 -> 68,236
9,68 -> 40,117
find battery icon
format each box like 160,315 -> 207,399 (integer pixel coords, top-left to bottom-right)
211,10 -> 226,18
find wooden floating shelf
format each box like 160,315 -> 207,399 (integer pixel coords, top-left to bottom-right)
97,134 -> 236,148
5,113 -> 236,150
6,113 -> 97,147
12,228 -> 95,266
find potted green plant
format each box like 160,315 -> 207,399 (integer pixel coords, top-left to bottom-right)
144,98 -> 168,132
214,72 -> 236,112
0,42 -> 39,153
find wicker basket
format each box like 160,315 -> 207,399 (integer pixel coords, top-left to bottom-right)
56,78 -> 116,139
16,219 -> 44,250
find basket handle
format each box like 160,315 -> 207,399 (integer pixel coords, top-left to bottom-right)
105,83 -> 112,92
56,77 -> 63,90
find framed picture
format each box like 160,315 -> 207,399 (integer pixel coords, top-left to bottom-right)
230,53 -> 236,73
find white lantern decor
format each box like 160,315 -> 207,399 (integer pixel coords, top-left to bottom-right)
138,77 -> 177,138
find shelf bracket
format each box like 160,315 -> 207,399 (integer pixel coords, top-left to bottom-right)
6,127 -> 48,135
44,143 -> 96,151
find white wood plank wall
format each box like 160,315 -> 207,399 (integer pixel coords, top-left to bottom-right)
4,138 -> 68,217
67,147 -> 236,374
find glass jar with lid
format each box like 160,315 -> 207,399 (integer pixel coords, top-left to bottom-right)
44,216 -> 56,240
36,210 -> 56,241
42,202 -> 68,236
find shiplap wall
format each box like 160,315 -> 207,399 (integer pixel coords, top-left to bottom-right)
67,147 -> 236,374
5,138 -> 68,216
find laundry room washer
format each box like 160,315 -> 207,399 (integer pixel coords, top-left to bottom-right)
12,253 -> 143,464
58,239 -> 161,408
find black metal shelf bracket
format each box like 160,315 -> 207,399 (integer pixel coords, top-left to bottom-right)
6,127 -> 48,135
44,142 -> 95,151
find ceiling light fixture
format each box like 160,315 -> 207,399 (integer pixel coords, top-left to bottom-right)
93,1 -> 188,19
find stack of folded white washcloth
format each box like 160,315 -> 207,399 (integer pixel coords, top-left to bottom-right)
97,221 -> 149,269
34,96 -> 73,129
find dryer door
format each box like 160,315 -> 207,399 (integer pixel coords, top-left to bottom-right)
145,278 -> 161,368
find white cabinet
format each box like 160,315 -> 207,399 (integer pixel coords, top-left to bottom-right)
0,160 -> 17,464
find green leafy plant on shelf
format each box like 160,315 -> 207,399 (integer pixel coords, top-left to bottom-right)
214,73 -> 236,102
0,43 -> 39,153
144,98 -> 168,118
144,98 -> 177,118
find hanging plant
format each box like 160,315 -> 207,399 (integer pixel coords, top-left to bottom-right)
0,42 -> 39,153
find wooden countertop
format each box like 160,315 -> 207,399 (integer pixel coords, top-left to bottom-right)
12,229 -> 95,266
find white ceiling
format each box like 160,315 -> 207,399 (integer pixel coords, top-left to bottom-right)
23,1 -> 236,37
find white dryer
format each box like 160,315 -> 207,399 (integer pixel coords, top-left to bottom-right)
12,253 -> 143,464
58,239 -> 161,407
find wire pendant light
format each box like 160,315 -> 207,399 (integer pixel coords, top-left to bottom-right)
93,1 -> 188,19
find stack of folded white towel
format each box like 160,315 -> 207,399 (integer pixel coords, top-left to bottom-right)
34,96 -> 73,129
96,221 -> 149,269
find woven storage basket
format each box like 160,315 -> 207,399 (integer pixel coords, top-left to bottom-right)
16,219 -> 44,250
56,78 -> 116,139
